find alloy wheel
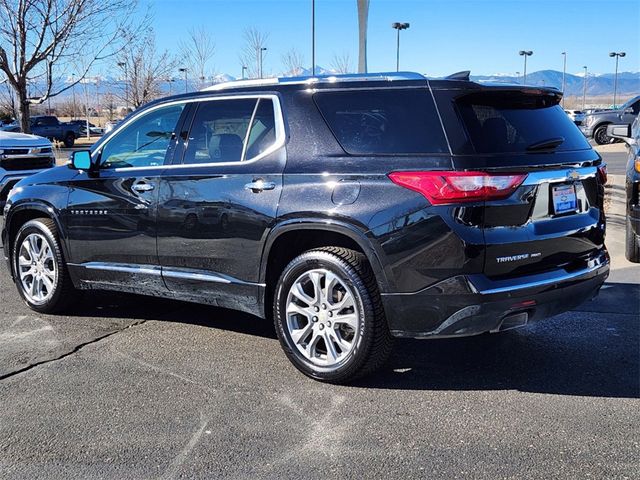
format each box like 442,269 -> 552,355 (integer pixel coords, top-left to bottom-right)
285,268 -> 360,367
17,233 -> 58,304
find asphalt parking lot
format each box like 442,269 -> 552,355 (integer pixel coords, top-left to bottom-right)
1,149 -> 638,479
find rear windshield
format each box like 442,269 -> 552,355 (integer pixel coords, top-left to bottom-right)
313,89 -> 448,155
456,92 -> 591,154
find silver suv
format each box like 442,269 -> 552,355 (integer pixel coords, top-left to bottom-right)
0,131 -> 55,210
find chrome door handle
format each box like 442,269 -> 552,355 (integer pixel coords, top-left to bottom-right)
244,179 -> 276,193
132,183 -> 155,192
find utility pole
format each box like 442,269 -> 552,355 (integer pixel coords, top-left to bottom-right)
259,48 -> 267,79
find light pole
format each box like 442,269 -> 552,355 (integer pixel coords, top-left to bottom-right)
167,78 -> 174,95
518,50 -> 533,84
609,51 -> 626,108
117,62 -> 128,113
242,65 -> 247,79
311,0 -> 315,76
582,66 -> 588,111
259,47 -> 267,79
561,51 -> 567,107
391,22 -> 410,72
515,71 -> 520,84
179,68 -> 188,93
71,73 -> 76,120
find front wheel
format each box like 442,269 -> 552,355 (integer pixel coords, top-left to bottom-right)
13,218 -> 77,313
273,247 -> 393,383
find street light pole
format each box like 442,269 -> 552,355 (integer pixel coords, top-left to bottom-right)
71,73 -> 76,120
582,66 -> 587,111
518,50 -> 533,85
609,51 -> 626,108
179,68 -> 188,93
259,47 -> 267,79
391,22 -> 410,72
561,51 -> 567,108
117,62 -> 128,113
515,72 -> 520,84
242,65 -> 247,79
311,0 -> 315,76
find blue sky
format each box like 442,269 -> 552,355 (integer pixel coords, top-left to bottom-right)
151,0 -> 639,77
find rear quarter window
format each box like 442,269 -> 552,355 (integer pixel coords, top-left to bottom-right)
313,89 -> 448,155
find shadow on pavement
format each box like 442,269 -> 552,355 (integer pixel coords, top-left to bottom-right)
67,283 -> 638,399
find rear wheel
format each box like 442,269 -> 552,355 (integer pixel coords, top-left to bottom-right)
626,216 -> 640,263
593,124 -> 612,145
274,247 -> 393,383
13,218 -> 77,313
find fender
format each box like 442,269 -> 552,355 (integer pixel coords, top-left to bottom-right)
3,200 -> 69,279
259,218 -> 391,293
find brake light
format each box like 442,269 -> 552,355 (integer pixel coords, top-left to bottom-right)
388,171 -> 527,205
597,165 -> 608,185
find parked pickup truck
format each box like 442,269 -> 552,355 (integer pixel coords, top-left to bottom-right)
30,115 -> 82,147
0,131 -> 55,212
581,95 -> 640,145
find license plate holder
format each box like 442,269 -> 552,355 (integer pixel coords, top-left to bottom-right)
552,184 -> 577,214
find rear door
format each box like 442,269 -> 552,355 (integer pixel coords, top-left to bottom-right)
156,95 -> 286,313
434,88 -> 606,279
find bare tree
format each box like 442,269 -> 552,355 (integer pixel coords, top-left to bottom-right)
179,26 -> 216,89
281,48 -> 305,76
0,0 -> 146,132
115,30 -> 177,109
239,27 -> 269,79
331,52 -> 353,74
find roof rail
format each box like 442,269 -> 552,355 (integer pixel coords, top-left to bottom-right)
202,71 -> 426,91
445,70 -> 471,81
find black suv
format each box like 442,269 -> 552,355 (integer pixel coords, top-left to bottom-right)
1,72 -> 610,383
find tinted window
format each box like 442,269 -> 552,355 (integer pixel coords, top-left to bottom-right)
314,89 -> 448,155
183,99 -> 256,164
245,99 -> 277,159
101,103 -> 185,168
456,92 -> 591,154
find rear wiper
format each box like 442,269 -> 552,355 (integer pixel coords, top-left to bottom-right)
526,136 -> 565,151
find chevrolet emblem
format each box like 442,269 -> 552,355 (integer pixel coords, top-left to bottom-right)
567,170 -> 580,181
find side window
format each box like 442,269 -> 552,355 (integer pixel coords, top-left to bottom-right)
183,99 -> 256,164
182,97 -> 279,165
313,89 -> 448,155
100,103 -> 185,169
245,99 -> 276,159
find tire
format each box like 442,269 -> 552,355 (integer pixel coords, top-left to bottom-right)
273,247 -> 393,383
63,133 -> 75,148
626,215 -> 640,263
12,218 -> 77,313
593,124 -> 612,145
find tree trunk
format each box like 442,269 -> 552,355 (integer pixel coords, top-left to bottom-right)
17,84 -> 31,134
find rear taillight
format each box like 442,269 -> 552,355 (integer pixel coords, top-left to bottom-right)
597,165 -> 607,185
388,171 -> 527,205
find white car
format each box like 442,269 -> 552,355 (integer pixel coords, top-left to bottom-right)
0,131 -> 56,210
565,110 -> 586,125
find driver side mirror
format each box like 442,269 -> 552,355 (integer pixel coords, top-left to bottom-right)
69,150 -> 93,170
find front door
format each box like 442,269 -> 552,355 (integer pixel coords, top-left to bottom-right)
156,95 -> 286,313
65,102 -> 189,289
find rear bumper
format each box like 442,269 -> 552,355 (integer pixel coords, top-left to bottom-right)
382,249 -> 609,338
